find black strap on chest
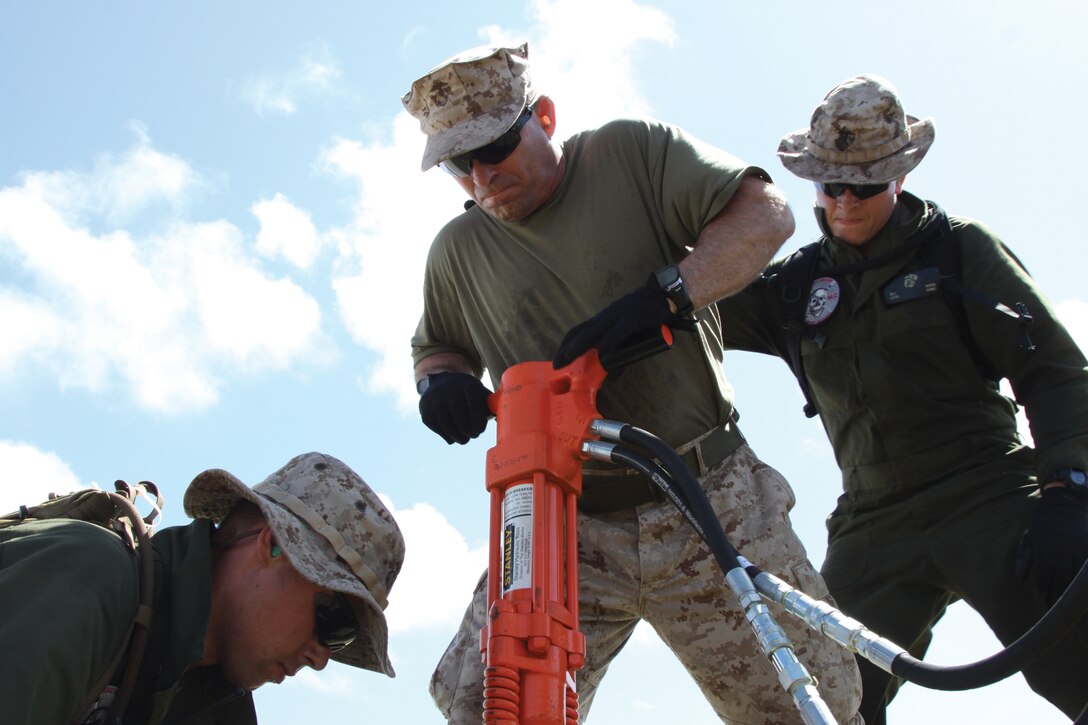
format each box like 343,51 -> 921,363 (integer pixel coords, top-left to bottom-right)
765,202 -> 1033,417
770,242 -> 823,418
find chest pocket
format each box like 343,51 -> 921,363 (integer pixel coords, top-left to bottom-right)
877,290 -> 988,399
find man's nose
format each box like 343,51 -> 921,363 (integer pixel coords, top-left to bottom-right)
470,160 -> 498,187
838,190 -> 861,208
301,641 -> 331,673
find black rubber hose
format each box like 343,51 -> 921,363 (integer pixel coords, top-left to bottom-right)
615,425 -> 742,574
609,445 -> 700,535
614,420 -> 1088,698
890,557 -> 1088,691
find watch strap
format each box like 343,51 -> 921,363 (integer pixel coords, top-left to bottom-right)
653,264 -> 695,319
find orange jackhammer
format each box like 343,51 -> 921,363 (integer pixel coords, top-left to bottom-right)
479,332 -> 671,724
475,332 -> 1088,724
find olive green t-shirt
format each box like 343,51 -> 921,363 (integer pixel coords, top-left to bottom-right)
413,119 -> 766,447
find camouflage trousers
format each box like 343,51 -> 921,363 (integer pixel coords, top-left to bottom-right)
430,444 -> 863,724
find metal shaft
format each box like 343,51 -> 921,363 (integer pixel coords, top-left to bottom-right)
751,569 -> 906,674
724,568 -> 839,725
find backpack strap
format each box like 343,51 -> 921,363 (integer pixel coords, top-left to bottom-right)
917,203 -> 1035,378
763,241 -> 823,418
102,486 -> 157,722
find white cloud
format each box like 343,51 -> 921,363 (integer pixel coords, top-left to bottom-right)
1056,297 -> 1088,352
19,121 -> 201,227
241,47 -> 342,117
518,0 -> 676,134
0,441 -> 85,511
380,497 -> 487,634
321,113 -> 462,412
252,193 -> 322,269
0,130 -> 331,414
629,619 -> 662,646
800,436 -> 833,459
325,0 -> 676,412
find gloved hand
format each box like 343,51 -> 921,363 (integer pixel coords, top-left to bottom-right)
552,275 -> 696,369
1015,486 -> 1088,606
418,372 -> 493,445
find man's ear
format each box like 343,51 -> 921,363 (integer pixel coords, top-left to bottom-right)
535,96 -> 556,139
256,525 -> 279,565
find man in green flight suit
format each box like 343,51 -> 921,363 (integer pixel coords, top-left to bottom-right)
0,452 -> 404,724
719,74 -> 1088,723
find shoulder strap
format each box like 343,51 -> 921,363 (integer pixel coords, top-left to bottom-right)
918,203 -> 1034,383
765,242 -> 823,417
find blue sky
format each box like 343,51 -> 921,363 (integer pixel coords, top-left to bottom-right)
2,1 -> 1085,723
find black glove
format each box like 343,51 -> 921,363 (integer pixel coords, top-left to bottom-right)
552,275 -> 696,369
1015,486 -> 1088,606
418,372 -> 493,445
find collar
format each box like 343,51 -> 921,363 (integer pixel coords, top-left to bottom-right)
134,521 -> 255,724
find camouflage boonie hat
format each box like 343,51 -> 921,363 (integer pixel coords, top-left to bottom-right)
778,74 -> 935,184
402,42 -> 534,171
184,452 -> 405,676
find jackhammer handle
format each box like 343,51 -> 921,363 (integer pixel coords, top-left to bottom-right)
598,325 -> 674,372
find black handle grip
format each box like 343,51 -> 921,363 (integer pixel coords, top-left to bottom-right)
598,325 -> 673,372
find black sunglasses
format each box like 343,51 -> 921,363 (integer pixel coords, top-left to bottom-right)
439,104 -> 535,177
314,591 -> 360,652
816,181 -> 892,200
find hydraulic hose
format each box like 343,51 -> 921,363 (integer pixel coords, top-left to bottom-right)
889,558 -> 1088,690
589,418 -> 1088,702
588,422 -> 741,575
584,424 -> 838,725
587,442 -> 698,533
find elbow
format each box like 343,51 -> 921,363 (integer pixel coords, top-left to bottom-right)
778,205 -> 796,245
768,183 -> 796,244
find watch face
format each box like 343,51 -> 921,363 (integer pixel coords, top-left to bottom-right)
655,265 -> 681,290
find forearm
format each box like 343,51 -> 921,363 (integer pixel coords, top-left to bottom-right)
679,175 -> 794,310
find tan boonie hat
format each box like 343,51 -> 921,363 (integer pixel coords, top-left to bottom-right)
184,452 -> 405,676
402,42 -> 534,171
778,74 -> 935,184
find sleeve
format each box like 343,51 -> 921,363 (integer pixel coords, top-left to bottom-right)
717,272 -> 792,359
409,228 -> 485,376
0,521 -> 138,725
957,219 -> 1088,478
657,124 -> 772,249
607,119 -> 771,254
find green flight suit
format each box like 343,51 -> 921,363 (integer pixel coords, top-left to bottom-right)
0,518 -> 257,724
718,192 -> 1088,720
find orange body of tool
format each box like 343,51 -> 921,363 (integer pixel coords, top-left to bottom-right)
480,350 -> 609,724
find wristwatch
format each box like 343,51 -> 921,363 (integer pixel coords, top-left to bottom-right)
416,373 -> 440,395
1044,467 -> 1088,492
653,264 -> 695,320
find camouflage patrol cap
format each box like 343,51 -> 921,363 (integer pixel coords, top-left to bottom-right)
184,452 -> 405,676
402,42 -> 534,171
778,74 -> 935,184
